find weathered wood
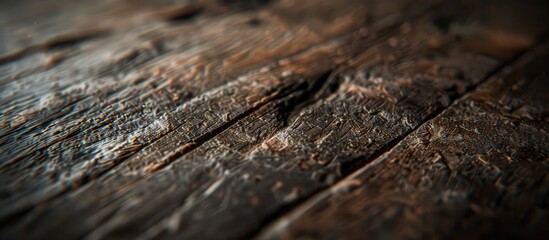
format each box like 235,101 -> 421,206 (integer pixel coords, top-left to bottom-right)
1,0 -> 548,239
1,0 -> 416,237
0,0 -> 383,215
258,43 -> 549,240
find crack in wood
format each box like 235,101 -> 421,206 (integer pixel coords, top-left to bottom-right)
134,71 -> 338,176
0,71 -> 336,228
252,37 -> 543,240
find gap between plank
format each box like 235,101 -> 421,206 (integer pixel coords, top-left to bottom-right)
0,1 -> 435,228
249,38 -> 543,240
61,5 -> 417,190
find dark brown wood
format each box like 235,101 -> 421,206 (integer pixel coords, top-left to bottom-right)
1,0 -> 548,239
258,43 -> 549,240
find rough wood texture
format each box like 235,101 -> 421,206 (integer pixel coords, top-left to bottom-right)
259,43 -> 549,240
1,0 -> 548,239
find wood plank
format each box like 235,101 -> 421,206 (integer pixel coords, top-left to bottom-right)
1,1 -> 548,239
2,2 -> 541,238
0,0 -> 421,237
0,13 -> 412,240
258,43 -> 549,240
0,0 -> 399,218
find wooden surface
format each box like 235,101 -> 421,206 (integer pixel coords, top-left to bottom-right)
0,0 -> 548,239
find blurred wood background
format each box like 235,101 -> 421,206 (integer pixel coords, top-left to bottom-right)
1,0 -> 548,239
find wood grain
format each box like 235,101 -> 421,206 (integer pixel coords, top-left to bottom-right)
0,0 -> 548,239
258,43 -> 549,240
